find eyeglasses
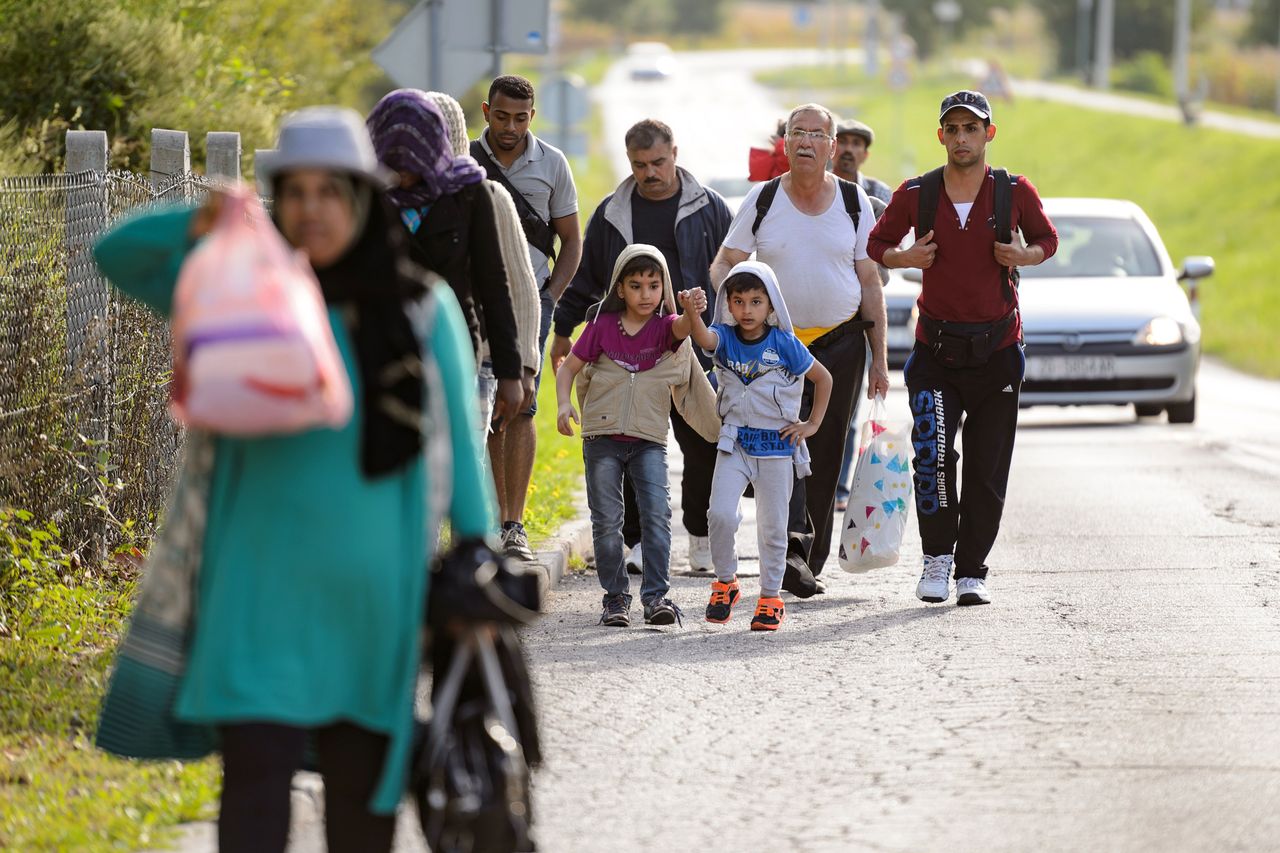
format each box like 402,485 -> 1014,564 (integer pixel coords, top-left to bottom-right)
787,128 -> 832,142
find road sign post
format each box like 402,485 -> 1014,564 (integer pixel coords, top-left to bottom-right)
373,0 -> 549,96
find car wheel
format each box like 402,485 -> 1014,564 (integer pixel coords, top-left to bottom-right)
1166,394 -> 1196,424
1135,403 -> 1163,418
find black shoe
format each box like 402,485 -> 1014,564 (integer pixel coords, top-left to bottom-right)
643,597 -> 683,627
782,553 -> 819,599
599,594 -> 631,627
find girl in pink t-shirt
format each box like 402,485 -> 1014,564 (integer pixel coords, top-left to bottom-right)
555,244 -> 702,628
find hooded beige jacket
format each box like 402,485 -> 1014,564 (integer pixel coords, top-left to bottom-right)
574,244 -> 719,445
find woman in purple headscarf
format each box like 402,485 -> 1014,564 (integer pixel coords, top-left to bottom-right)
368,89 -> 526,429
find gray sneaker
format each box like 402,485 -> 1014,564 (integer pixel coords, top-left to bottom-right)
501,522 -> 534,561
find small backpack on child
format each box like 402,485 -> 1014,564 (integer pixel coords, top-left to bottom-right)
169,185 -> 353,435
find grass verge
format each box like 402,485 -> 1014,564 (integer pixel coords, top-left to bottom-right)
759,66 -> 1280,377
0,511 -> 219,851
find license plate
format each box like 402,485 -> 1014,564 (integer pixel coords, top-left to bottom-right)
1025,355 -> 1116,381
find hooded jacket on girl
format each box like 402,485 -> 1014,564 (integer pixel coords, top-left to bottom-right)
575,244 -> 719,445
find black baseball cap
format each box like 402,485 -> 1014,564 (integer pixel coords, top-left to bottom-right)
938,90 -> 992,123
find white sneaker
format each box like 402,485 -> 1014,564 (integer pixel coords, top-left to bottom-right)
688,535 -> 713,573
955,576 -> 991,606
624,542 -> 643,575
915,554 -> 953,603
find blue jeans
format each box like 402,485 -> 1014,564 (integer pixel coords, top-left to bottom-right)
583,437 -> 671,604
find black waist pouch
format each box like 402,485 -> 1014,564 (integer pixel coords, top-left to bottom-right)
919,310 -> 1016,369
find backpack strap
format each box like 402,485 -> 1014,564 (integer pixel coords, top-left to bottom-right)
915,166 -> 944,238
992,168 -> 1019,303
470,139 -> 557,262
752,175 -> 862,236
835,176 -> 861,233
751,176 -> 781,236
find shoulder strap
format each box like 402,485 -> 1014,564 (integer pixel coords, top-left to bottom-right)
992,168 -> 1018,302
992,168 -> 1013,244
835,177 -> 860,233
469,139 -> 557,262
916,166 -> 944,238
751,177 -> 781,236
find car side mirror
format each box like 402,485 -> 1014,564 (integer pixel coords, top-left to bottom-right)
1178,256 -> 1214,282
901,267 -> 923,284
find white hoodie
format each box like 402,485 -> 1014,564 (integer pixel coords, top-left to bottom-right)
708,259 -> 811,477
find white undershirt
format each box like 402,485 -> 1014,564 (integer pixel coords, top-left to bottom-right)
954,201 -> 974,228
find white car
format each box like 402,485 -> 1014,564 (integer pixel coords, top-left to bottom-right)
1017,197 -> 1214,423
627,42 -> 678,81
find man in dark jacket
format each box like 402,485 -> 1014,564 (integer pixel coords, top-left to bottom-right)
549,118 -> 732,574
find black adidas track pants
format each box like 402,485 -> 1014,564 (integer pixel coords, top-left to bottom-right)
903,341 -> 1025,580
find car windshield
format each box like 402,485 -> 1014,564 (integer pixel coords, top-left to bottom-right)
1019,216 -> 1162,278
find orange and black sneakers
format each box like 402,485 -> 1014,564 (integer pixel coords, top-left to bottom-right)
704,579 -> 741,623
749,597 -> 785,631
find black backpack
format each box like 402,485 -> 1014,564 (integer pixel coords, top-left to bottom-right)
751,175 -> 862,236
915,166 -> 1019,302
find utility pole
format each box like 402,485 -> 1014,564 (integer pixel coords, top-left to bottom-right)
490,0 -> 504,77
865,0 -> 881,79
1076,0 -> 1093,83
427,0 -> 442,91
1091,0 -> 1113,91
1275,3 -> 1280,115
1173,0 -> 1191,105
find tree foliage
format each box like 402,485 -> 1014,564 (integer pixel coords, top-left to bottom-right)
0,0 -> 402,174
1246,0 -> 1280,47
1031,0 -> 1211,75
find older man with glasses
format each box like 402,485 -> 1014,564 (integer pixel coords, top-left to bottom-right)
711,102 -> 890,598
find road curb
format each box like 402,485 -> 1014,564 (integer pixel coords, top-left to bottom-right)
531,499 -> 593,593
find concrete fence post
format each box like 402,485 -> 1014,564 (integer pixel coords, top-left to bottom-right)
63,130 -> 111,558
206,131 -> 242,181
253,149 -> 276,196
150,128 -> 190,192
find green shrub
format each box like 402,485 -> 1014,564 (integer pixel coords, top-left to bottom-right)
1113,51 -> 1176,99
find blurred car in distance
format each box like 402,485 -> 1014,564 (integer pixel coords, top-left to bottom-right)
1016,197 -> 1213,423
704,176 -> 755,216
627,42 -> 677,81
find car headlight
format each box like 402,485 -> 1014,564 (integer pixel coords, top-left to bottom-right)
1133,317 -> 1183,347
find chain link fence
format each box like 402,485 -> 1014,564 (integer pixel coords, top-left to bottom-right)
0,169 -> 214,558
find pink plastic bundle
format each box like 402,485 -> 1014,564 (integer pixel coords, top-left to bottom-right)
169,185 -> 353,435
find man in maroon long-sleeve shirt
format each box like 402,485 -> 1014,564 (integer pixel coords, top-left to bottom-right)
867,90 -> 1057,607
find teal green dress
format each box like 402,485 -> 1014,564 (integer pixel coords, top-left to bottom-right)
93,204 -> 497,813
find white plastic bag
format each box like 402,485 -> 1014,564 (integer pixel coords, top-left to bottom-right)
838,395 -> 913,573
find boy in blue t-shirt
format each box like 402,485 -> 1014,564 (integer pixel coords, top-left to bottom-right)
680,260 -> 832,631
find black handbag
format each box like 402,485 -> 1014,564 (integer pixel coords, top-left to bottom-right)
414,540 -> 542,852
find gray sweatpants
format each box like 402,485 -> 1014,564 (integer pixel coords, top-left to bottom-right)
707,443 -> 795,598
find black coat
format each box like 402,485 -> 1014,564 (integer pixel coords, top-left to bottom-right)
405,182 -> 521,379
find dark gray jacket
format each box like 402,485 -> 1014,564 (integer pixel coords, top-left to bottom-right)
552,167 -> 732,347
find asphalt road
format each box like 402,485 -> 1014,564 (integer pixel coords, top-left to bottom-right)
160,49 -> 1280,853
525,50 -> 1280,853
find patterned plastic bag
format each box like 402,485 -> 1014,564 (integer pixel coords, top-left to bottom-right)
169,185 -> 352,435
838,395 -> 913,573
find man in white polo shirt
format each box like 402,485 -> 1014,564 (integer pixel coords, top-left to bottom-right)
711,102 -> 890,597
